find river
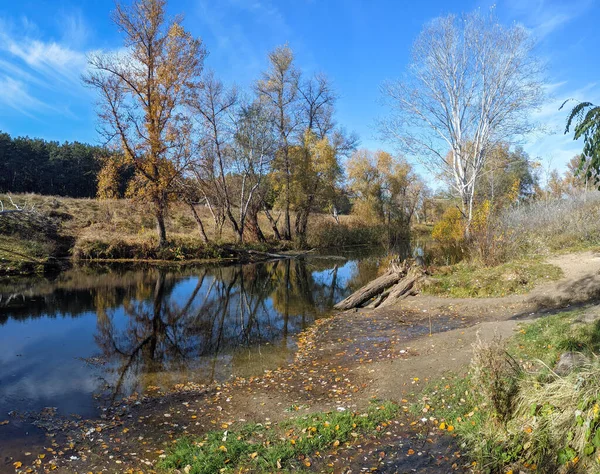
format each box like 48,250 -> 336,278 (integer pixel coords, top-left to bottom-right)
0,248 -> 390,454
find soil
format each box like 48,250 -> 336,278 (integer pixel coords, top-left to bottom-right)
3,251 -> 600,474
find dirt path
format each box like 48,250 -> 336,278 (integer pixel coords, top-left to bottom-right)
5,251 -> 600,474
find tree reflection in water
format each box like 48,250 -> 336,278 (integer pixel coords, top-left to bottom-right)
92,258 -> 367,401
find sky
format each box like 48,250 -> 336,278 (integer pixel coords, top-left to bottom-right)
0,0 -> 598,177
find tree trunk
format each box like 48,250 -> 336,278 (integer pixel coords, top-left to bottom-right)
264,206 -> 282,241
334,267 -> 407,310
247,206 -> 266,243
294,202 -> 312,246
377,269 -> 423,308
187,202 -> 209,244
282,200 -> 292,240
155,204 -> 167,247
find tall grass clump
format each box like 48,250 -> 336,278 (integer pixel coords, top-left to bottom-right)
470,335 -> 522,423
499,191 -> 600,257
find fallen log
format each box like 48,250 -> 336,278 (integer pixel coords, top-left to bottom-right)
334,260 -> 425,310
334,261 -> 409,310
377,267 -> 425,308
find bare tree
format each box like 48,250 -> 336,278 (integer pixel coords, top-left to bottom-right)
231,101 -> 276,242
84,0 -> 206,246
381,9 -> 544,230
189,72 -> 241,238
256,45 -> 300,241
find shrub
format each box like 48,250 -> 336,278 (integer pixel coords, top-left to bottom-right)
470,200 -> 508,265
470,334 -> 522,423
431,207 -> 466,263
417,312 -> 600,473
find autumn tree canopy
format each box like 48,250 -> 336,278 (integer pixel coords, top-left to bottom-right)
84,0 -> 206,246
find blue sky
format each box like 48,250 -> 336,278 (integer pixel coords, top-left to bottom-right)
0,0 -> 598,176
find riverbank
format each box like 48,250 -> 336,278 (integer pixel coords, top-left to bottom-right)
0,194 -> 390,277
5,251 -> 600,473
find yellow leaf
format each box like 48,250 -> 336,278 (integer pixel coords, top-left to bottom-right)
39,454 -> 45,459
13,461 -> 22,468
333,440 -> 340,448
218,445 -> 227,452
439,422 -> 446,430
447,425 -> 454,432
249,452 -> 258,460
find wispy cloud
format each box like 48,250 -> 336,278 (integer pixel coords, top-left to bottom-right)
0,16 -> 89,117
503,0 -> 594,38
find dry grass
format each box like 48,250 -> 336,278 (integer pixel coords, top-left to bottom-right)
0,194 -> 370,269
499,191 -> 600,257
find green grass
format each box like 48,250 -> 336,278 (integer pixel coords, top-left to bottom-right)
421,258 -> 563,298
158,400 -> 399,474
413,309 -> 600,473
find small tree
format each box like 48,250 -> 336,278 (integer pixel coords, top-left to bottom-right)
381,9 -> 544,232
84,0 -> 206,246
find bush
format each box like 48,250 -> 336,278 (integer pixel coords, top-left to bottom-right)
416,311 -> 600,473
431,207 -> 467,264
470,334 -> 521,423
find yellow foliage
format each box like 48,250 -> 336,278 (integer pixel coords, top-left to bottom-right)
507,178 -> 521,205
97,156 -> 123,200
471,199 -> 491,235
431,207 -> 465,245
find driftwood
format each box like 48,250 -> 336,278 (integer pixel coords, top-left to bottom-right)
334,259 -> 425,310
246,249 -> 314,260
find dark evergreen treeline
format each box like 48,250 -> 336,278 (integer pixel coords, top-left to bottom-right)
0,131 -> 108,198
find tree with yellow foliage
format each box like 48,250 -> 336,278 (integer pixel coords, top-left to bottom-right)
347,149 -> 423,227
84,0 -> 206,246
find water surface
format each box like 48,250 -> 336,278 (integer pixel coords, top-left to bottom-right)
0,251 -> 383,433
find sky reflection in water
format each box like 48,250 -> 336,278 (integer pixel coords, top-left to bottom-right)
0,254 -> 381,421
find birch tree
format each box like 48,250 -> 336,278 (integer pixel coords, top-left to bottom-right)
381,10 -> 544,231
231,101 -> 276,242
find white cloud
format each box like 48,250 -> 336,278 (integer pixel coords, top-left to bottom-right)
0,76 -> 52,117
0,16 -> 89,117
